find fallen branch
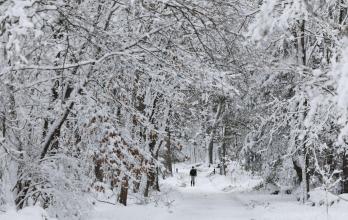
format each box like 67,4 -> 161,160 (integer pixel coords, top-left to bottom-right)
96,199 -> 116,205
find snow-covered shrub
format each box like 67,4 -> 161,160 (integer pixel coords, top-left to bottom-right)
0,206 -> 54,220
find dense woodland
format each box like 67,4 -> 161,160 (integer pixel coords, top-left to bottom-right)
1,0 -> 348,219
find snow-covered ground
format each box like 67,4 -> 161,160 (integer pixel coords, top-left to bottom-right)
87,163 -> 348,220
1,163 -> 348,220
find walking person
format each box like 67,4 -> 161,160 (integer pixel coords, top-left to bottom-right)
189,166 -> 197,187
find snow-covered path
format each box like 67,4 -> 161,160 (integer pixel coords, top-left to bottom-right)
86,164 -> 348,220
163,190 -> 253,220
158,165 -> 257,220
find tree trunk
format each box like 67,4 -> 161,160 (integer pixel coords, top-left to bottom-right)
220,126 -> 227,176
154,167 -> 160,192
208,138 -> 214,164
342,150 -> 348,193
293,159 -> 303,185
208,98 -> 225,164
1,114 -> 5,137
300,20 -> 306,66
144,167 -> 156,197
165,128 -> 173,176
300,148 -> 310,203
144,177 -> 151,198
339,0 -> 347,25
5,83 -> 28,209
298,19 -> 309,203
221,144 -> 226,176
119,177 -> 128,206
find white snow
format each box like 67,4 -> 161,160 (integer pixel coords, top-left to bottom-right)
2,163 -> 348,220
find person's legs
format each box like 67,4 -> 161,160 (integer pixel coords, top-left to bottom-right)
191,176 -> 194,186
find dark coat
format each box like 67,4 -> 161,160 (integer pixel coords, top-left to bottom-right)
190,168 -> 197,176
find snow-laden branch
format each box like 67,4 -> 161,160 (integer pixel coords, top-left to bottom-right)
12,23 -> 175,71
14,51 -> 129,71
